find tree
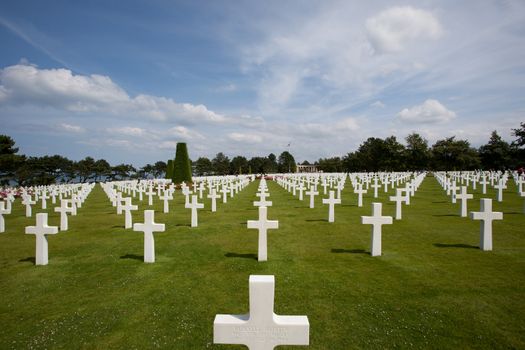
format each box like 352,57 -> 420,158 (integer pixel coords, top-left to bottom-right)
317,157 -> 343,172
405,133 -> 430,170
479,131 -> 512,170
267,153 -> 278,173
173,143 -> 193,184
94,159 -> 111,181
278,151 -> 296,173
166,159 -> 174,180
230,156 -> 249,174
248,157 -> 266,174
153,161 -> 167,178
512,122 -> 525,147
431,137 -> 480,170
109,164 -> 136,181
194,157 -> 212,176
0,135 -> 24,185
212,152 -> 230,175
76,157 -> 96,182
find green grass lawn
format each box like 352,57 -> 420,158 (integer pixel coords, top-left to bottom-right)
0,175 -> 524,349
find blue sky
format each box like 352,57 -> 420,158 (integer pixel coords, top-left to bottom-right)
0,0 -> 524,166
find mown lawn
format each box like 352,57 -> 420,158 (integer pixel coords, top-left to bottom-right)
0,175 -> 524,349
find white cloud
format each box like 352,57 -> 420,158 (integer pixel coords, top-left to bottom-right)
58,123 -> 84,133
108,126 -> 146,137
0,63 -> 229,125
228,132 -> 263,143
365,6 -> 443,54
397,99 -> 456,123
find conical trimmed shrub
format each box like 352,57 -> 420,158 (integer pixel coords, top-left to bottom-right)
165,159 -> 174,180
173,143 -> 192,184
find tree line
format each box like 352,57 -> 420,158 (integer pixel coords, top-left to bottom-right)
313,127 -> 524,173
1,123 -> 523,185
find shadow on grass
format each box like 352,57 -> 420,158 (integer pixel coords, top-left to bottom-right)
504,212 -> 522,215
19,257 -> 35,264
224,252 -> 257,260
175,223 -> 191,227
432,201 -> 448,204
120,254 -> 144,261
111,225 -> 123,228
433,243 -> 478,249
245,208 -> 257,211
331,248 -> 368,254
432,214 -> 457,217
305,219 -> 327,222
341,204 -> 358,207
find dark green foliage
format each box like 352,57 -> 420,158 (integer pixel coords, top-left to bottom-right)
431,137 -> 480,170
172,143 -> 192,184
230,156 -> 248,174
153,161 -> 167,178
212,152 -> 230,175
405,133 -> 431,170
278,151 -> 296,172
479,131 -> 512,170
165,160 -> 174,180
194,157 -> 212,176
317,157 -> 344,172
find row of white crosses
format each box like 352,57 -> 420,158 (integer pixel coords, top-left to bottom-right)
21,183 -> 95,265
217,177 -> 309,348
434,171 -> 509,251
100,175 -> 254,263
248,179 -> 278,262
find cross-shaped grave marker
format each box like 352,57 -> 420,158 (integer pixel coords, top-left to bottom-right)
305,187 -> 318,209
353,183 -> 366,207
21,195 -> 36,217
247,206 -> 278,262
389,188 -> 407,220
470,198 -> 503,251
322,190 -> 341,223
122,197 -> 138,229
214,275 -> 309,350
456,186 -> 473,217
133,210 -> 165,263
25,213 -> 58,265
361,202 -> 393,256
54,199 -> 74,231
0,201 -> 10,233
185,195 -> 204,227
207,188 -> 220,212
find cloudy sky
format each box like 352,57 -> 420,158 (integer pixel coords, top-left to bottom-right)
0,0 -> 524,166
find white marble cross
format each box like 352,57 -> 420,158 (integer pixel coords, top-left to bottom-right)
158,190 -> 173,214
470,198 -> 503,251
247,206 -> 278,262
133,210 -> 165,263
207,189 -> 220,212
371,178 -> 381,198
185,195 -> 204,227
25,213 -> 59,265
54,199 -> 73,231
494,179 -> 506,202
389,188 -> 407,220
214,275 -> 309,350
479,176 -> 488,194
21,195 -> 36,217
353,183 -> 366,207
122,197 -> 138,229
146,185 -> 156,206
456,186 -> 473,217
221,186 -> 229,203
0,201 -> 10,233
322,190 -> 341,223
305,187 -> 318,208
361,203 -> 393,256
297,182 -> 305,201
